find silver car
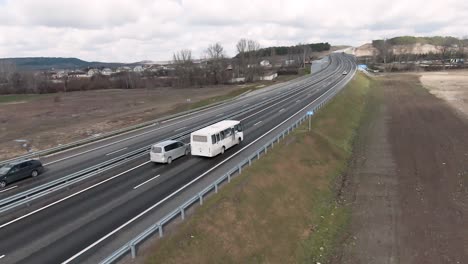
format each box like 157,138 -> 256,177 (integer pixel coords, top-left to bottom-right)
150,140 -> 190,164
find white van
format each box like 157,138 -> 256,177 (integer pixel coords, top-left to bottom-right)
190,120 -> 243,157
150,140 -> 190,164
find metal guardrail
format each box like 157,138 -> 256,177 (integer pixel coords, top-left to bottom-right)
99,62 -> 356,264
0,57 -> 333,167
0,59 -> 341,214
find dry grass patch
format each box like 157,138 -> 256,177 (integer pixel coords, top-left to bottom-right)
145,73 -> 372,264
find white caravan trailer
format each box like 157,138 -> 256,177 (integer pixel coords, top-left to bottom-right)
190,120 -> 244,157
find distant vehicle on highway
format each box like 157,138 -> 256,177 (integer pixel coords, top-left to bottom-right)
0,159 -> 44,188
150,140 -> 190,164
343,70 -> 348,75
190,120 -> 243,157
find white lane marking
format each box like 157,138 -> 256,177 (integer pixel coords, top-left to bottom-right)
0,186 -> 18,193
63,63 -> 354,264
133,174 -> 161,190
243,104 -> 249,107
216,113 -> 224,117
105,147 -> 127,156
240,86 -> 319,122
254,121 -> 263,126
0,161 -> 150,230
279,108 -> 285,113
0,254 -> 4,259
296,99 -> 301,103
174,126 -> 187,132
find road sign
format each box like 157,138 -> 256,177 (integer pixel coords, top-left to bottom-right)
307,110 -> 314,131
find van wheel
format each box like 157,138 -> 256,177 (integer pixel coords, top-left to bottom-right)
185,149 -> 190,156
167,157 -> 172,164
31,170 -> 39,177
238,137 -> 242,145
221,147 -> 225,155
0,181 -> 6,188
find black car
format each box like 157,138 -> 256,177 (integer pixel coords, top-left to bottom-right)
0,159 -> 44,188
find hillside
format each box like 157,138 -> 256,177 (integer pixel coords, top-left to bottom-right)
354,36 -> 468,57
0,57 -> 127,71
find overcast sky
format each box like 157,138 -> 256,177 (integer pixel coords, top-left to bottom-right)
0,0 -> 467,62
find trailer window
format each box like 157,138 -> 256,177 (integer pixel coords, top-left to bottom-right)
193,135 -> 207,142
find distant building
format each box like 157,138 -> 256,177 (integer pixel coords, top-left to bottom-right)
68,70 -> 89,78
259,72 -> 278,81
260,60 -> 271,67
284,59 -> 296,66
116,66 -> 132,72
101,68 -> 113,76
87,69 -> 100,77
133,66 -> 144,72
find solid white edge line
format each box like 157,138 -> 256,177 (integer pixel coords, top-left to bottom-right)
133,175 -> 160,190
0,161 -> 151,230
63,66 -> 354,264
0,186 -> 18,194
105,147 -> 128,156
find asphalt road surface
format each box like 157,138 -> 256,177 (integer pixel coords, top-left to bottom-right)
0,53 -> 356,263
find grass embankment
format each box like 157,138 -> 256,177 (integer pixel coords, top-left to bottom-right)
0,94 -> 45,104
145,73 -> 373,264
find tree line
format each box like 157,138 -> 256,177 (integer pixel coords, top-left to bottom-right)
0,38 -> 316,94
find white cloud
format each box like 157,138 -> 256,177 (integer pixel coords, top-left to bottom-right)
0,0 -> 466,62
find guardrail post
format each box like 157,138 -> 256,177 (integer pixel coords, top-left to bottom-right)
257,151 -> 260,159
130,243 -> 136,258
158,224 -> 163,237
264,145 -> 268,154
180,206 -> 185,220
215,182 -> 218,193
248,158 -> 252,166
228,173 -> 231,183
238,165 -> 242,173
199,194 -> 203,205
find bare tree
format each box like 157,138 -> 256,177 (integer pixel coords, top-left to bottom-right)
246,39 -> 261,81
206,43 -> 225,60
205,43 -> 228,84
173,49 -> 194,87
236,39 -> 248,77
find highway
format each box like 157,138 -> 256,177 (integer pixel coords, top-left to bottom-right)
0,53 -> 356,263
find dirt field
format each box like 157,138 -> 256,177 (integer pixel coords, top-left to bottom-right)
0,84 -> 255,160
420,70 -> 468,119
338,74 -> 468,263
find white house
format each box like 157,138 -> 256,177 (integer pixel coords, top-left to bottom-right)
116,66 -> 132,72
133,66 -> 144,72
101,68 -> 113,76
260,72 -> 278,81
260,60 -> 271,67
87,69 -> 100,77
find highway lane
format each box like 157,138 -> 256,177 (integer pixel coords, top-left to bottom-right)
0,54 -> 354,263
0,56 -> 340,200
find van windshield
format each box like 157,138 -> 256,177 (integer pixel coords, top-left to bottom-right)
151,146 -> 162,153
